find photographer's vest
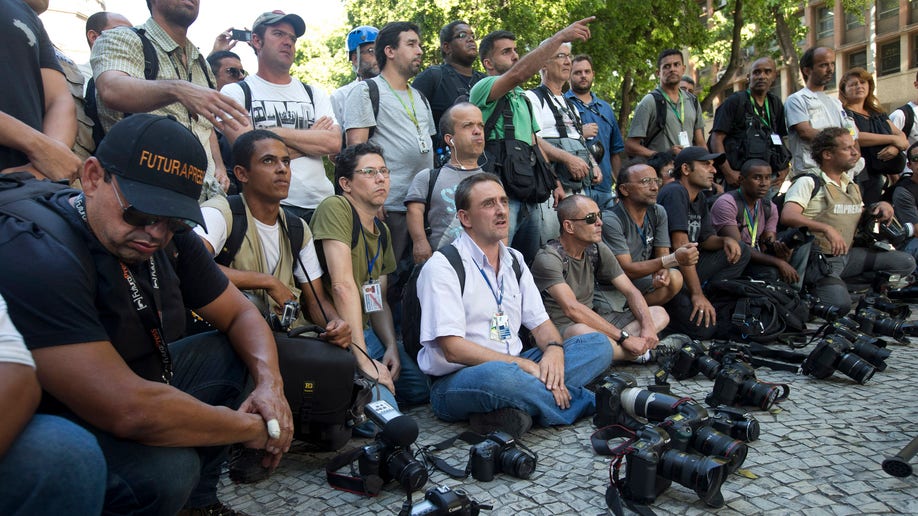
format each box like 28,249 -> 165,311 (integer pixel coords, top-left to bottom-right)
803,172 -> 862,254
203,194 -> 308,325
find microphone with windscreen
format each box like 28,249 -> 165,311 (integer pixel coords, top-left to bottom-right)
366,400 -> 419,448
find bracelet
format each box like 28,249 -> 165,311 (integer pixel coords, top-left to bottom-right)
661,253 -> 678,268
546,342 -> 564,350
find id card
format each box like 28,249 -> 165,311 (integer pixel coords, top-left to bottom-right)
488,312 -> 511,342
771,134 -> 783,145
418,134 -> 431,154
678,131 -> 690,147
362,280 -> 383,313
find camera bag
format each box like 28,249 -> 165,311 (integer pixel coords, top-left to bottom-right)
703,278 -> 810,343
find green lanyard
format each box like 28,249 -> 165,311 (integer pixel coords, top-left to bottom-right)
739,191 -> 760,247
747,90 -> 772,130
379,76 -> 420,130
663,90 -> 685,125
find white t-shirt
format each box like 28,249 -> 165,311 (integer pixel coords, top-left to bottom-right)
195,206 -> 324,284
221,75 -> 337,210
525,89 -> 583,139
0,294 -> 34,368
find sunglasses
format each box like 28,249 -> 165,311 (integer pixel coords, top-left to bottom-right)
109,179 -> 195,233
628,177 -> 664,187
570,212 -> 602,224
225,67 -> 247,79
354,166 -> 390,178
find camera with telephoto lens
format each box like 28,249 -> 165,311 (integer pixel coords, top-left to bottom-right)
656,336 -> 721,381
708,406 -> 760,442
857,295 -> 911,320
705,355 -> 787,411
468,431 -> 536,482
802,294 -> 845,322
410,485 -> 491,516
854,306 -> 918,341
595,373 -> 750,473
357,401 -> 428,493
823,321 -> 890,371
801,335 -> 876,384
619,424 -> 729,508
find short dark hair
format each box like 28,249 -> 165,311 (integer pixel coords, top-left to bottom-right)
479,30 -> 515,63
799,46 -> 831,81
908,141 -> 918,159
572,54 -> 593,67
85,12 -> 110,38
811,127 -> 849,165
556,194 -> 591,226
375,21 -> 420,72
740,158 -> 771,177
439,20 -> 467,58
232,130 -> 285,170
334,142 -> 385,194
455,173 -> 503,212
647,151 -> 676,177
657,49 -> 683,68
206,50 -> 240,75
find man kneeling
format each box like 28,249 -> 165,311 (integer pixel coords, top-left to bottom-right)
416,174 -> 612,439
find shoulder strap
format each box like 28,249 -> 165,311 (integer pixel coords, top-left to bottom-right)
347,199 -> 388,252
511,252 -> 523,283
281,207 -> 305,257
728,190 -> 745,227
423,168 -> 442,236
439,243 -> 467,294
483,95 -> 511,141
196,54 -> 214,89
300,82 -> 314,105
643,90 -> 668,147
239,81 -> 253,114
215,195 -> 247,266
533,85 -> 568,138
899,103 -> 915,136
366,79 -> 380,120
131,28 -> 159,81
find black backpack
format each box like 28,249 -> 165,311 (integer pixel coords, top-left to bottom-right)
402,244 -> 522,366
642,89 -> 702,149
213,195 -> 305,266
896,103 -> 915,137
85,28 -> 214,148
704,278 -> 810,343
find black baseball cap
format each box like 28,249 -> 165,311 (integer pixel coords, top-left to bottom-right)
95,114 -> 207,229
253,10 -> 306,38
674,146 -> 726,172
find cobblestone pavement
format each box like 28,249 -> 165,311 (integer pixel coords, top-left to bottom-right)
219,316 -> 918,515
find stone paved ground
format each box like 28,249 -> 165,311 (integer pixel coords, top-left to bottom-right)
219,314 -> 918,515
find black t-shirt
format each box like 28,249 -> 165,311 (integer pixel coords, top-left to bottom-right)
657,181 -> 715,244
0,0 -> 63,170
0,193 -> 228,396
412,63 -> 486,131
711,90 -> 788,171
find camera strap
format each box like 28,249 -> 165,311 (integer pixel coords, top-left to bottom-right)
325,446 -> 384,497
590,425 -> 657,516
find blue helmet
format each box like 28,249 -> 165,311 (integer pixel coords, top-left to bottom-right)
346,26 -> 379,53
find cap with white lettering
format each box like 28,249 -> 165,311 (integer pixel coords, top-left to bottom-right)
95,114 -> 207,229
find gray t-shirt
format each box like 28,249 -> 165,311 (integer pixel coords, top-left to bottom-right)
344,76 -> 436,212
627,87 -> 704,153
404,165 -> 482,248
892,180 -> 918,226
530,243 -> 623,329
602,203 -> 671,261
784,87 -> 845,176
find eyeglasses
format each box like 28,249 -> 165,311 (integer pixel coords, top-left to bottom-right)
553,52 -> 572,61
109,179 -> 195,233
359,46 -> 375,55
909,155 -> 918,163
354,166 -> 390,178
225,67 -> 247,79
628,177 -> 664,187
570,212 -> 602,224
451,31 -> 475,41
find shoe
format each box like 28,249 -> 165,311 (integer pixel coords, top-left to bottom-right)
469,407 -> 533,439
636,333 -> 690,364
227,445 -> 271,484
177,502 -> 250,516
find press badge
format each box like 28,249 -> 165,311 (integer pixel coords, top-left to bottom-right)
489,312 -> 511,342
771,134 -> 783,145
362,280 -> 383,313
678,131 -> 690,147
418,134 -> 431,154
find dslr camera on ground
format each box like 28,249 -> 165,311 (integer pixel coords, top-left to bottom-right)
469,431 -> 537,482
359,401 -> 428,493
409,485 -> 492,516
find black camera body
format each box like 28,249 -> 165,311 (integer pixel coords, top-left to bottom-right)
705,355 -> 784,410
620,425 -> 729,508
357,401 -> 428,493
657,337 -> 721,381
802,335 -> 876,384
469,431 -> 536,482
855,306 -> 918,341
824,321 -> 890,371
803,294 -> 846,322
410,485 -> 490,516
708,406 -> 761,443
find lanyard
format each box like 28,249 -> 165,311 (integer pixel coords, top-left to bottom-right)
739,192 -> 760,248
663,90 -> 684,125
747,90 -> 772,129
360,222 -> 382,277
634,213 -> 652,251
379,76 -> 420,130
473,257 -> 503,311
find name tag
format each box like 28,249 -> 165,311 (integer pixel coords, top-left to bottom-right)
362,280 -> 383,313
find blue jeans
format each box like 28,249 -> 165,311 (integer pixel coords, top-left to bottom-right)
364,328 -> 429,406
589,188 -> 617,211
903,237 -> 918,274
0,414 -> 106,516
82,331 -> 249,515
429,332 -> 613,426
508,199 -> 542,264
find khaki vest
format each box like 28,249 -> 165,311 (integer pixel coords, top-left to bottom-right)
810,174 -> 863,255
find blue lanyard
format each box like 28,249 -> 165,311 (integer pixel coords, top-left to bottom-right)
473,257 -> 503,311
634,213 -> 652,250
360,222 -> 382,277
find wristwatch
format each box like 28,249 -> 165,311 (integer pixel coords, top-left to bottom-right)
616,330 -> 630,345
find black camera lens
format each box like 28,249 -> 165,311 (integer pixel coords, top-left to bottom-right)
836,353 -> 876,385
714,416 -> 760,443
691,426 -> 748,473
499,447 -> 536,479
743,380 -> 781,410
697,355 -> 721,379
386,449 -> 428,493
658,450 -> 728,508
851,341 -> 890,371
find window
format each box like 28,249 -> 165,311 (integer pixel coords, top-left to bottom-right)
845,12 -> 864,30
848,49 -> 867,70
878,0 -> 899,20
878,41 -> 901,76
817,7 -> 834,40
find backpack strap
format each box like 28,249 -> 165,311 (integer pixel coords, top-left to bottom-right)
215,195 -> 247,266
300,82 -> 314,105
240,80 -> 253,113
643,90 -> 668,148
898,103 -> 915,137
281,207 -> 305,256
484,95 -> 512,142
131,28 -> 159,81
365,79 -> 380,139
348,199 -> 388,252
439,243 -> 466,294
532,85 -> 568,138
196,54 -> 214,90
423,168 -> 442,236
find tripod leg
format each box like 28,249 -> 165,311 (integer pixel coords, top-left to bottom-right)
882,435 -> 918,478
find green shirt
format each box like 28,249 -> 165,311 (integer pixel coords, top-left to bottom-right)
470,76 -> 539,144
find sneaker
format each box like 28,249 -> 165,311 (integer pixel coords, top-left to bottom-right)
469,407 -> 533,439
636,333 -> 690,364
177,502 -> 250,516
227,445 -> 271,484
